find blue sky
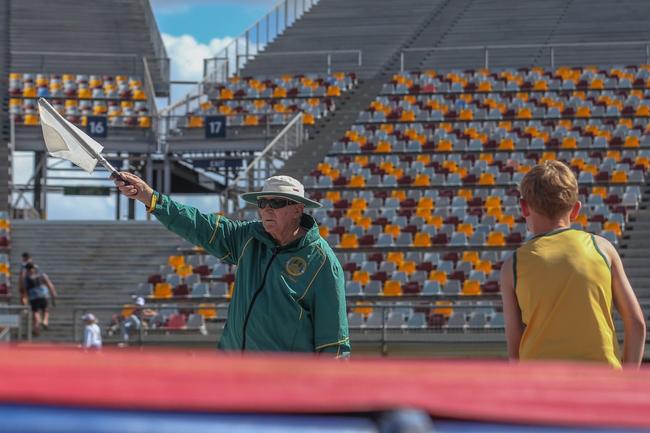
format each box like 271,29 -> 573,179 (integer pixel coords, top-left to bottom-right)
16,0 -> 279,219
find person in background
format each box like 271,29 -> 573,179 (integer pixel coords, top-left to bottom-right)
18,252 -> 33,305
500,161 -> 645,368
22,262 -> 57,335
81,313 -> 102,350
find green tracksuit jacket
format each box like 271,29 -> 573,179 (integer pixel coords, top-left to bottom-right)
151,193 -> 350,356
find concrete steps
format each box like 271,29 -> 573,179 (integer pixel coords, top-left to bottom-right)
10,220 -> 191,342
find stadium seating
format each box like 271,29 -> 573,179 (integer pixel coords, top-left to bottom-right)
8,72 -> 151,127
183,72 -> 357,127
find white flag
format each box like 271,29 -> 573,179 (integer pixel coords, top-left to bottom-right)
38,99 -> 104,173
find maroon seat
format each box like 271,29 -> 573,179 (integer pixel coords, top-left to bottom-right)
358,235 -> 376,247
173,284 -> 189,297
402,281 -> 421,294
193,265 -> 211,276
482,281 -> 500,293
148,274 -> 163,285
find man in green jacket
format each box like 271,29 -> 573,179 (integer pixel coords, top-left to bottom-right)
115,173 -> 350,357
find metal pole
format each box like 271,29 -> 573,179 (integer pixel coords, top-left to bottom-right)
400,51 -> 404,73
284,0 -> 288,28
484,47 -> 489,69
276,6 -> 279,37
327,54 -> 331,75
266,13 -> 270,44
551,46 -> 555,69
256,22 -> 260,52
235,39 -> 239,75
358,50 -> 362,67
646,44 -> 649,65
245,30 -> 250,68
163,155 -> 171,194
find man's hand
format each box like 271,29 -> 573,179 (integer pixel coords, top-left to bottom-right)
113,172 -> 154,206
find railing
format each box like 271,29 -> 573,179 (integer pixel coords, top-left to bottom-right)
220,112 -> 304,215
400,41 -> 650,72
142,57 -> 160,152
203,0 -> 321,84
234,49 -> 363,75
140,0 -> 168,67
0,305 -> 33,342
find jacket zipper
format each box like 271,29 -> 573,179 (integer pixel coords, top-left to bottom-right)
241,249 -> 278,351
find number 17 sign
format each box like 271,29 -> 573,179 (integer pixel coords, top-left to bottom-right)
205,116 -> 227,138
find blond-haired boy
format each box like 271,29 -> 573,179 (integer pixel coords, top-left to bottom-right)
500,160 -> 645,368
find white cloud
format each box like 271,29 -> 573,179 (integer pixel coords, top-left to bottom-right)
162,33 -> 234,82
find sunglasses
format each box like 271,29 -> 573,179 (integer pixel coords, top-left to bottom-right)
257,197 -> 298,209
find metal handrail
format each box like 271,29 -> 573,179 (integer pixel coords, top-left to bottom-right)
400,40 -> 650,72
221,112 -> 304,213
142,57 -> 160,151
236,49 -> 363,75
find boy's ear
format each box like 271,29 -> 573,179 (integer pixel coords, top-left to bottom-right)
569,201 -> 582,221
520,198 -> 530,217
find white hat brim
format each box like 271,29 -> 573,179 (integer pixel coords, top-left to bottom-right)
240,191 -> 322,208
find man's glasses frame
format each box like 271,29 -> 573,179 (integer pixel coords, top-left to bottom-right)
257,197 -> 299,209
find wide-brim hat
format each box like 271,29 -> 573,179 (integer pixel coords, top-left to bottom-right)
240,175 -> 321,208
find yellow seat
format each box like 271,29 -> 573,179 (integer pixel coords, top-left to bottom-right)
433,300 -> 453,318
375,141 -> 392,153
24,113 -> 40,125
400,110 -> 415,122
0,219 -> 10,230
475,260 -> 492,274
560,137 -> 578,149
386,252 -> 405,266
603,221 -> 622,237
576,106 -> 591,118
462,251 -> 480,266
486,206 -> 503,219
591,186 -> 608,198
348,175 -> 366,188
429,270 -> 447,285
168,255 -> 185,268
138,116 -> 151,128
487,231 -> 506,246
611,171 -> 628,184
198,303 -> 217,319
398,261 -> 416,275
384,224 -> 401,239
413,232 -> 432,247
383,280 -> 402,296
498,214 -> 515,228
353,302 -> 373,317
78,87 -> 92,99
188,116 -> 204,128
456,223 -> 474,236
273,87 -> 287,98
319,226 -> 329,238
498,138 -> 515,150
176,263 -> 193,278
417,197 -> 434,210
413,174 -> 430,186
624,136 -> 640,148
244,115 -> 259,126
485,196 -> 501,208
303,113 -> 315,125
339,233 -> 359,248
478,173 -> 495,185
326,86 -> 341,97
462,280 -> 482,296
436,139 -> 453,152
153,282 -> 173,299
133,89 -> 147,100
352,270 -> 370,286
573,213 -> 588,229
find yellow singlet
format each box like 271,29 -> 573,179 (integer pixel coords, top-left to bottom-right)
515,228 -> 621,368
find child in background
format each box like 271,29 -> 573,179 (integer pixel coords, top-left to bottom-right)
81,313 -> 102,350
500,160 -> 645,368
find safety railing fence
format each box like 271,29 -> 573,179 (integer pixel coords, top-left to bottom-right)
203,0 -> 321,84
220,112 -> 304,216
0,305 -> 32,342
400,41 -> 650,73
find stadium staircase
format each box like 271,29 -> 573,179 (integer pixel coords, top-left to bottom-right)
10,220 -> 189,342
621,194 -> 650,300
8,0 -> 167,92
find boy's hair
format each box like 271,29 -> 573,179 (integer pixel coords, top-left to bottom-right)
519,160 -> 578,219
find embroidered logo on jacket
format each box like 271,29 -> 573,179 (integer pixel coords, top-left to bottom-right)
285,257 -> 307,277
